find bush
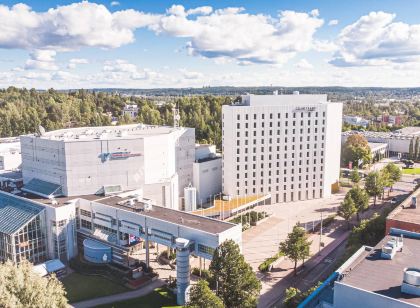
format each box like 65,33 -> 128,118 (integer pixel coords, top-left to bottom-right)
160,250 -> 176,261
258,252 -> 283,272
191,267 -> 212,281
229,211 -> 268,229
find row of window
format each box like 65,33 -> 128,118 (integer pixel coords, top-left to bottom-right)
233,127 -> 325,138
235,119 -> 325,129
233,111 -> 326,120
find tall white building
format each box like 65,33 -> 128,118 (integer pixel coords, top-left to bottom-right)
222,93 -> 342,203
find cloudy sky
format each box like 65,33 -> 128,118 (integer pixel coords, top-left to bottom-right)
0,0 -> 420,89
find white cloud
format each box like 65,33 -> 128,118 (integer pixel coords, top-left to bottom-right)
68,58 -> 89,69
24,50 -> 58,70
0,2 -> 159,51
186,6 -> 213,16
295,59 -> 313,69
179,68 -> 204,79
0,3 -> 325,66
110,1 -> 120,6
152,7 -> 324,64
330,11 -> 420,67
310,9 -> 320,17
328,19 -> 339,26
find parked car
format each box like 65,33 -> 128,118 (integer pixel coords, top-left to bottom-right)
390,197 -> 397,204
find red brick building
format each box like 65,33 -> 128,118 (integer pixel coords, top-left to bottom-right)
386,189 -> 420,234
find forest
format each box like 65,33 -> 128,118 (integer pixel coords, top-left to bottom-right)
0,87 -> 231,148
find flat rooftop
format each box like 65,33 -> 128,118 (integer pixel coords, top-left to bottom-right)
368,142 -> 388,151
23,192 -> 236,235
338,236 -> 420,306
233,93 -> 330,107
342,130 -> 416,140
387,192 -> 420,226
21,124 -> 192,142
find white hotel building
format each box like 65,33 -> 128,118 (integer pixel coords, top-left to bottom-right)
222,93 -> 342,203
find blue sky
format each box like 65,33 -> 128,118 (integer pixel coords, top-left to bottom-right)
0,0 -> 420,88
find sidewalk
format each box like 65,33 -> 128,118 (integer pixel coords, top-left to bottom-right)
71,279 -> 165,308
257,222 -> 349,308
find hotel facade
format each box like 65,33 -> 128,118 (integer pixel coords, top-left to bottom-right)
222,93 -> 342,203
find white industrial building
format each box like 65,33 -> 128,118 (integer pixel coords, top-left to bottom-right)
343,115 -> 369,128
222,93 -> 342,203
20,124 -> 195,210
342,127 -> 420,158
0,137 -> 21,171
193,144 -> 222,206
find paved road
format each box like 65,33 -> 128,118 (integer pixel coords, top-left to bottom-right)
71,279 -> 165,308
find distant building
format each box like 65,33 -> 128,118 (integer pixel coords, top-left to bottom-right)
222,92 -> 342,203
386,192 -> 420,235
368,142 -> 389,161
0,137 -> 21,171
122,104 -> 139,119
193,144 -> 222,205
343,115 -> 369,128
342,127 -> 420,158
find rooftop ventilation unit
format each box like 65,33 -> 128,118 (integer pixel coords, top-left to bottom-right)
402,267 -> 420,296
381,235 -> 403,259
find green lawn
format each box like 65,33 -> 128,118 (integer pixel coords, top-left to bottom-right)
95,287 -> 179,308
402,168 -> 420,175
62,272 -> 129,303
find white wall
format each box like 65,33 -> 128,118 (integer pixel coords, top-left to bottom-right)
323,103 -> 343,197
334,282 -> 418,308
193,158 -> 222,204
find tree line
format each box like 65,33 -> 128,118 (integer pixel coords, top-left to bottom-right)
0,87 -> 230,148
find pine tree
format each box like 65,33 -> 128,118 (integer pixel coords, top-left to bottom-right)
409,139 -> 414,160
210,240 -> 261,308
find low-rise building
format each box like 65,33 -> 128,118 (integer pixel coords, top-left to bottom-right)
343,115 -> 370,128
342,127 -> 420,158
386,192 -> 420,235
0,137 -> 21,171
122,104 -> 139,119
193,144 -> 222,205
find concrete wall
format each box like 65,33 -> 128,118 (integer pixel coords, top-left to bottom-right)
323,103 -> 343,197
193,158 -> 222,204
334,282 -> 418,308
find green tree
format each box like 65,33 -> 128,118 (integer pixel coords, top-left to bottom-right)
209,240 -> 261,308
279,225 -> 312,275
283,282 -> 322,308
350,167 -> 361,185
409,139 -> 414,160
0,260 -> 67,308
338,194 -> 357,229
186,280 -> 224,308
415,137 -> 419,161
383,163 -> 402,192
364,171 -> 384,206
342,134 -> 372,167
348,186 -> 369,221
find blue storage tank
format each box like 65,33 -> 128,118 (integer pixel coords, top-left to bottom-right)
83,239 -> 112,264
